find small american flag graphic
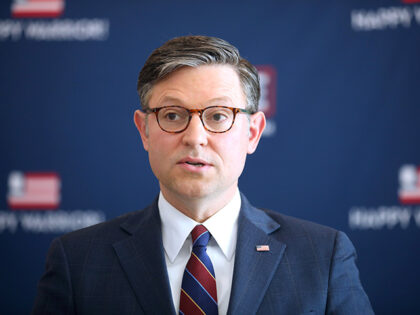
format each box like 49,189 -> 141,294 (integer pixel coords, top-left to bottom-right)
7,171 -> 61,210
256,245 -> 270,252
11,0 -> 65,19
398,165 -> 420,205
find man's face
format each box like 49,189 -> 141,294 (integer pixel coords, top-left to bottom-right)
134,65 -> 265,206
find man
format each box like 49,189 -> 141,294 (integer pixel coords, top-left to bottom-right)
33,36 -> 374,314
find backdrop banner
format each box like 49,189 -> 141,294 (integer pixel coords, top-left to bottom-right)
1,0 -> 419,313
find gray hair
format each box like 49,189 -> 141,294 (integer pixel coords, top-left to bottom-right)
137,35 -> 260,113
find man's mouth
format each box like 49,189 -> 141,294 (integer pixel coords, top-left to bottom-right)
185,161 -> 205,167
178,157 -> 210,169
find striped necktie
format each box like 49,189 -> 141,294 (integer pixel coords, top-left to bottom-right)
179,225 -> 218,315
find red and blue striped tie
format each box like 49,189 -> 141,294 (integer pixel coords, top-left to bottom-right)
179,225 -> 218,315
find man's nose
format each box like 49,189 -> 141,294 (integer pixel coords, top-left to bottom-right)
181,114 -> 208,146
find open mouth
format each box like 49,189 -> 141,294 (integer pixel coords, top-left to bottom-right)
178,157 -> 210,169
185,161 -> 205,167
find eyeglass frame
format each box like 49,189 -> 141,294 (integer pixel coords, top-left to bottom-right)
144,105 -> 254,134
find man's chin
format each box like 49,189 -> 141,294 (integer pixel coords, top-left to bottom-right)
178,186 -> 211,200
163,181 -> 215,200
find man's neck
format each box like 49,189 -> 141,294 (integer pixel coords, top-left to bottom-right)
160,186 -> 238,223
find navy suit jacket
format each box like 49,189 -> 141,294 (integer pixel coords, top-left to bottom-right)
33,194 -> 374,314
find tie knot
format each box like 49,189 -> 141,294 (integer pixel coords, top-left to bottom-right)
191,225 -> 210,248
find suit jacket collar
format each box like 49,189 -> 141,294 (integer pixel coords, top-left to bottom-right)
112,193 -> 285,315
227,193 -> 286,315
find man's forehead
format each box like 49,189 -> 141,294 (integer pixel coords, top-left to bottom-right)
148,65 -> 246,107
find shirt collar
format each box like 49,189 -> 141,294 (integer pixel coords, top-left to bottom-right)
159,190 -> 241,263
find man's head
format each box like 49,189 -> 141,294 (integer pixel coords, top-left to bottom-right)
137,35 -> 260,113
134,35 -> 266,220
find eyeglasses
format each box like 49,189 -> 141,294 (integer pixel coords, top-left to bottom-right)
145,105 -> 253,133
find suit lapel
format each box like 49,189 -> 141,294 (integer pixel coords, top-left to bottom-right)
111,195 -> 284,314
227,195 -> 286,315
112,201 -> 176,315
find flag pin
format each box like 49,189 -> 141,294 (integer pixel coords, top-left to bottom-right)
256,245 -> 270,252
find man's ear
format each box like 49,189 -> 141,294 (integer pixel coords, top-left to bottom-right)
134,110 -> 149,151
247,111 -> 266,154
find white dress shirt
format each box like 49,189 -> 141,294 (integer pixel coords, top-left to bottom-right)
158,190 -> 241,315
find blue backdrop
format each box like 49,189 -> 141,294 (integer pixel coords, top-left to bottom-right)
1,0 -> 420,313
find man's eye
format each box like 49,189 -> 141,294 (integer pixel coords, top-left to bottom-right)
211,113 -> 228,122
164,112 -> 180,121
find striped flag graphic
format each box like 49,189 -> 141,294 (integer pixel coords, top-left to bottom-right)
256,245 -> 270,252
11,0 -> 65,19
7,171 -> 61,210
398,165 -> 420,205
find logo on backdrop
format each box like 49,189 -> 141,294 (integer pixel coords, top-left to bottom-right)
348,164 -> 420,230
11,0 -> 65,19
256,65 -> 277,137
0,0 -> 109,41
398,165 -> 420,204
351,1 -> 420,31
7,171 -> 60,209
0,171 -> 105,234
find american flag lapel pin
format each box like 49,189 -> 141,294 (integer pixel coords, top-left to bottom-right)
256,245 -> 270,252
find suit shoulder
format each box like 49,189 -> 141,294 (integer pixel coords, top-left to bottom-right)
257,207 -> 342,254
255,207 -> 351,265
261,208 -> 337,234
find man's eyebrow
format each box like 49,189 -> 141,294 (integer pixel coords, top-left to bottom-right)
158,96 -> 184,104
206,97 -> 233,104
158,96 -> 234,105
